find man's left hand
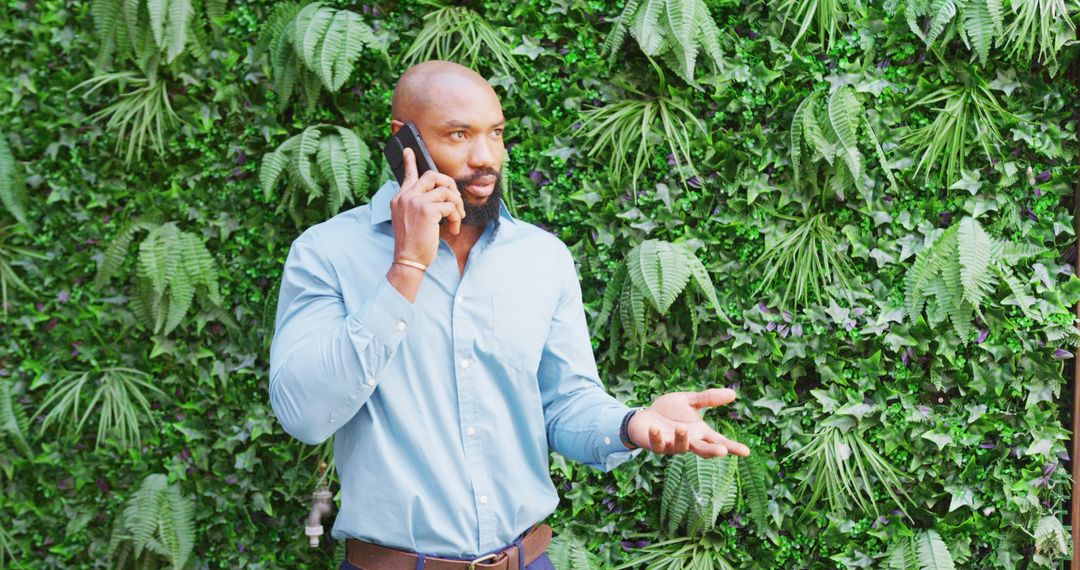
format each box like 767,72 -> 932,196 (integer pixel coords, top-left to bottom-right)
626,388 -> 750,458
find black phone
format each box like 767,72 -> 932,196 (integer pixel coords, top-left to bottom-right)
383,122 -> 447,225
384,122 -> 439,186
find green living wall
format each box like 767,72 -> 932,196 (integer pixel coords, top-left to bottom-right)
2,0 -> 1080,567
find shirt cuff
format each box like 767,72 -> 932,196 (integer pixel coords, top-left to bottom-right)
594,406 -> 644,472
346,276 -> 416,351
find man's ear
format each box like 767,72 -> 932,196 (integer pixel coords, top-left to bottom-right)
390,119 -> 403,136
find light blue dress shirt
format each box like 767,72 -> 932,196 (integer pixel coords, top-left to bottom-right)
268,179 -> 643,558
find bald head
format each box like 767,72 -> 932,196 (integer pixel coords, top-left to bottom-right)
391,60 -> 498,124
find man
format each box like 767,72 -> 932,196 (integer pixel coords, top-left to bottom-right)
268,60 -> 750,570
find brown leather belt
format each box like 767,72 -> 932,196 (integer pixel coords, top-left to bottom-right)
345,523 -> 552,570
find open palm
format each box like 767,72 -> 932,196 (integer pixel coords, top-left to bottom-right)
626,388 -> 750,458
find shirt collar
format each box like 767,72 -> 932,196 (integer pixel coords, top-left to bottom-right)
370,178 -> 518,227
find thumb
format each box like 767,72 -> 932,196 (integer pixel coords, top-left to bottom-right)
688,388 -> 737,409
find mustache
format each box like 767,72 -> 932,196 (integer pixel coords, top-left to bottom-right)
455,168 -> 501,188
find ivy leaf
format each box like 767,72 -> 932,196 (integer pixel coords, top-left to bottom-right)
511,35 -> 546,60
922,430 -> 953,450
949,170 -> 983,195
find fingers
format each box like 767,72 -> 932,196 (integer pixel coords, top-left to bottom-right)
431,202 -> 463,234
400,148 -> 418,192
706,431 -> 751,457
673,426 -> 689,453
689,387 -> 737,409
420,186 -> 466,223
648,425 -> 690,454
648,425 -> 666,453
403,170 -> 450,194
689,439 -> 729,459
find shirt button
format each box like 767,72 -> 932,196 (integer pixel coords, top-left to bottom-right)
365,377 -> 376,387
466,426 -> 476,436
604,437 -> 612,445
460,358 -> 471,369
455,294 -> 463,304
396,321 -> 407,332
479,495 -> 488,505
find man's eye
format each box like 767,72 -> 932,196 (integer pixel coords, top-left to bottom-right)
452,131 -> 466,139
493,128 -> 503,137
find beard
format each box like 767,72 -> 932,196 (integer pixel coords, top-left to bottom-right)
455,168 -> 503,227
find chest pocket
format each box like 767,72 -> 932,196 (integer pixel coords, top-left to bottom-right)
491,292 -> 552,374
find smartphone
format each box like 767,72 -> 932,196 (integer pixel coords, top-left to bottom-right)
384,122 -> 439,186
383,122 -> 447,225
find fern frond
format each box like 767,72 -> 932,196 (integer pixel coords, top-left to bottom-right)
957,216 -> 995,309
738,452 -> 770,530
0,135 -> 28,225
916,530 -> 956,570
0,380 -> 30,457
1034,514 -> 1069,557
601,0 -> 640,65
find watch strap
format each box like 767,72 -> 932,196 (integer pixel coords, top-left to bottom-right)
619,407 -> 644,450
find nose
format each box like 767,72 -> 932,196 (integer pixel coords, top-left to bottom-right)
467,136 -> 499,170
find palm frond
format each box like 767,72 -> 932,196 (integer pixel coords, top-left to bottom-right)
577,94 -> 705,192
69,71 -> 180,165
750,213 -> 857,310
401,5 -> 523,78
788,423 -> 913,519
35,367 -> 167,449
903,78 -> 1013,185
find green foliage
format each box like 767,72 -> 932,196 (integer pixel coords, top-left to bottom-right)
660,451 -> 770,537
260,124 -> 373,228
903,73 -> 1014,184
0,380 -> 30,458
548,533 -> 601,570
90,0 -> 222,76
903,215 -> 1043,341
790,86 -> 898,203
886,529 -> 957,570
611,534 -> 736,569
34,366 -> 166,449
3,0 -> 1079,567
595,239 -> 726,352
779,0 -> 861,49
904,0 -> 1004,66
1032,514 -> 1069,561
70,71 -> 180,166
108,474 -> 196,570
750,213 -> 857,310
1001,0 -> 1077,74
906,0 -> 1077,71
576,88 -> 706,192
0,223 -> 48,314
788,421 -> 913,519
0,135 -> 27,225
601,0 -> 727,84
256,2 -> 386,113
94,218 -> 222,336
401,4 -> 524,77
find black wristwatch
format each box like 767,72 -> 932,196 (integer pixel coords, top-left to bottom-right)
619,407 -> 644,450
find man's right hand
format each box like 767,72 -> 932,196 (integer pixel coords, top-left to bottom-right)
389,147 -> 466,267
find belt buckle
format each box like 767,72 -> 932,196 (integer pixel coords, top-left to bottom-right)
468,552 -> 499,569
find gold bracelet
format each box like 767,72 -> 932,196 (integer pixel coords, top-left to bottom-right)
394,258 -> 427,272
